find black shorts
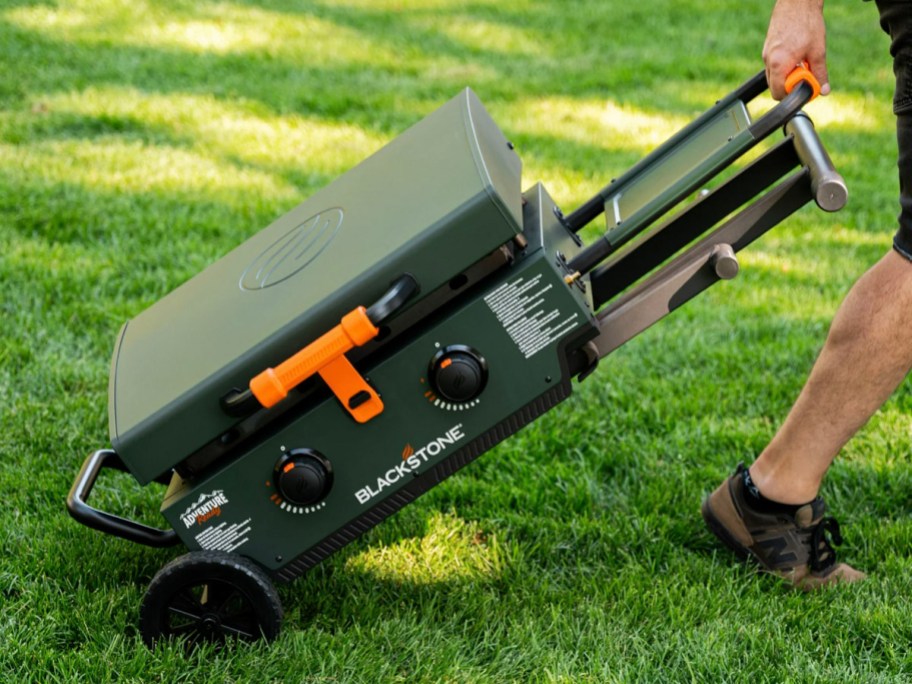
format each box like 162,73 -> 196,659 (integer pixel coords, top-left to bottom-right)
877,0 -> 912,259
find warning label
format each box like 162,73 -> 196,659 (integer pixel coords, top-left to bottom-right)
193,518 -> 252,553
484,273 -> 579,359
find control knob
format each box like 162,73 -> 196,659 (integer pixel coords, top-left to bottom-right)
273,449 -> 333,506
428,345 -> 488,404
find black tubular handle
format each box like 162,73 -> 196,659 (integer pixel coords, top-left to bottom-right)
366,273 -> 419,325
66,449 -> 180,547
560,72 -> 765,234
221,273 -> 419,417
747,78 -> 817,140
562,72 -> 822,278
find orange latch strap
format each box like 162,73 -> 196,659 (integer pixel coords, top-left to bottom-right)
249,306 -> 384,422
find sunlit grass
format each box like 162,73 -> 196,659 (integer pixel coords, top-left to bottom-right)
318,0 -> 469,9
414,15 -> 548,56
345,511 -> 504,585
5,0 -> 403,65
1,86 -> 392,208
504,96 -> 692,153
1,138 -> 298,203
810,91 -> 888,131
46,87 -> 388,169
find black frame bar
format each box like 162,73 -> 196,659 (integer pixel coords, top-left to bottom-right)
562,73 -> 817,277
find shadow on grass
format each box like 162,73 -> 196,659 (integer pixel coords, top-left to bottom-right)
0,0 -> 893,237
0,0 -> 773,126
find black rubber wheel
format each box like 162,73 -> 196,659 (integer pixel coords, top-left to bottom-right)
139,550 -> 283,648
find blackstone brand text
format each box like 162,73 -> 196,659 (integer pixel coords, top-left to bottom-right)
355,424 -> 466,504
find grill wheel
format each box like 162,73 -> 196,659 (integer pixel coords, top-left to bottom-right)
139,550 -> 283,648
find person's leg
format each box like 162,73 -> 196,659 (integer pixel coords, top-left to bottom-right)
701,248 -> 912,590
702,1 -> 912,589
750,0 -> 912,506
749,249 -> 912,505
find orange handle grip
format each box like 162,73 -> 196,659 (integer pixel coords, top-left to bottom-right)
250,306 -> 379,409
784,61 -> 821,101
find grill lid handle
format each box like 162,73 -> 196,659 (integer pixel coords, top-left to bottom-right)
221,274 -> 419,421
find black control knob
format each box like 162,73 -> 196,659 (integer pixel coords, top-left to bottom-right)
273,450 -> 333,506
428,345 -> 488,404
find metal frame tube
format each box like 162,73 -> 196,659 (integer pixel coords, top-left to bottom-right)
785,112 -> 848,212
591,171 -> 811,359
562,74 -> 818,279
588,138 -> 801,308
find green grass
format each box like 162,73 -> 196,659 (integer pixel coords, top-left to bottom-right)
1,0 -> 910,681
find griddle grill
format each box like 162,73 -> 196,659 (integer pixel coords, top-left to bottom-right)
67,69 -> 845,646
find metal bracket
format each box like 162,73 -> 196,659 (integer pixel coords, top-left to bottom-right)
591,171 -> 812,360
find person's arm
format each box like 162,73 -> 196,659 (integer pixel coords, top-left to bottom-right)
763,0 -> 829,99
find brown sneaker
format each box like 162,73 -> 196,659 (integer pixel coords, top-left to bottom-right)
701,463 -> 866,590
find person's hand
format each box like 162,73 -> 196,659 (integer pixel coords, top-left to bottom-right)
763,0 -> 829,100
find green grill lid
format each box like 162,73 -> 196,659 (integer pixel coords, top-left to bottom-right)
110,88 -> 523,484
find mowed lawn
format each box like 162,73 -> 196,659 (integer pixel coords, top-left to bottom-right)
2,0 -> 911,681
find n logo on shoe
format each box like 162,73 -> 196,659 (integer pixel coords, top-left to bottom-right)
755,536 -> 799,567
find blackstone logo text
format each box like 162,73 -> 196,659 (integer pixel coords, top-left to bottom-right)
354,424 -> 465,504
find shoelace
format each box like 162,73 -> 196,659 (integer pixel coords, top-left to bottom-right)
808,516 -> 843,572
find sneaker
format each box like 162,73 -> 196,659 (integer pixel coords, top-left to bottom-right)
701,463 -> 866,590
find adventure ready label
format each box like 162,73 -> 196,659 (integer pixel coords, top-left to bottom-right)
180,490 -> 230,529
180,489 -> 253,553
